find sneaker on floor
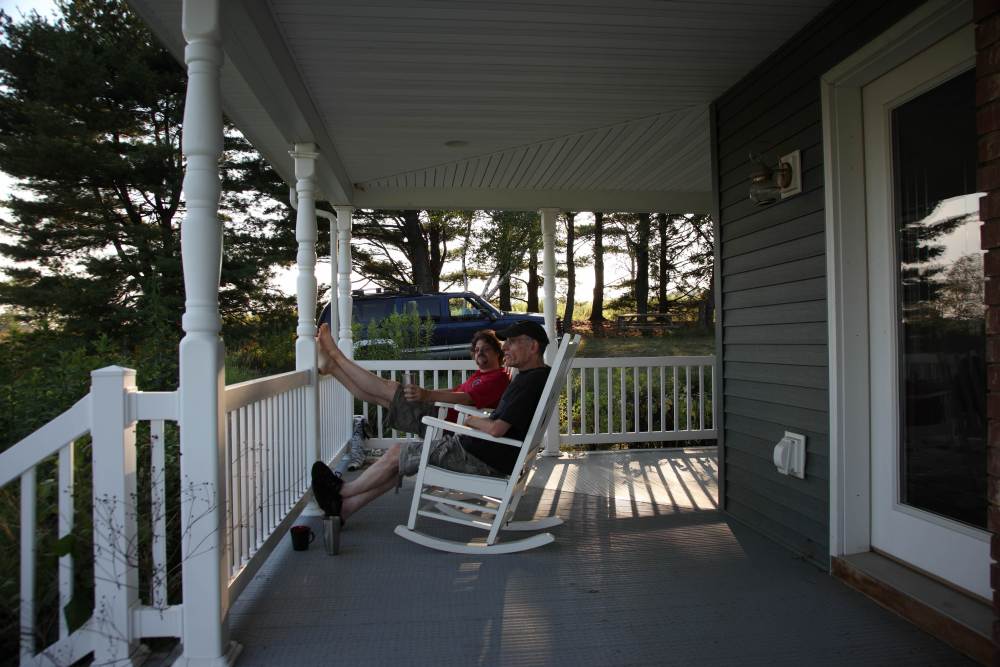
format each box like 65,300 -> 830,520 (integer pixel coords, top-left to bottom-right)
311,461 -> 343,516
347,416 -> 369,471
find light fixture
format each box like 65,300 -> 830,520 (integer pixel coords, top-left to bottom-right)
748,150 -> 801,205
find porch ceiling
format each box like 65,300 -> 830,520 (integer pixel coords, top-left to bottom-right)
128,0 -> 832,212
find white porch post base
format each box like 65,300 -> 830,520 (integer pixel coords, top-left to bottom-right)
174,641 -> 243,667
539,208 -> 561,457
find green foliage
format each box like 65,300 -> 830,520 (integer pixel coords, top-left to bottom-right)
352,308 -> 435,360
560,363 -> 714,452
351,209 -> 469,292
0,0 -> 293,343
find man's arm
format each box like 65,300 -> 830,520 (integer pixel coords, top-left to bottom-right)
463,414 -> 512,438
402,385 -> 474,405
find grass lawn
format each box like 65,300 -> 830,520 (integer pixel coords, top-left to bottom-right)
573,326 -> 715,358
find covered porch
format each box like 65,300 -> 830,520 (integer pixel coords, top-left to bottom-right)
4,0 -> 996,664
225,449 -> 968,666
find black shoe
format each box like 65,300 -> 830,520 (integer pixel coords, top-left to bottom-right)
311,461 -> 343,517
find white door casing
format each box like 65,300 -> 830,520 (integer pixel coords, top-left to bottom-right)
862,25 -> 988,599
823,0 -> 988,599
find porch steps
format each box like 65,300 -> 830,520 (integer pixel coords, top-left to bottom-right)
833,552 -> 992,665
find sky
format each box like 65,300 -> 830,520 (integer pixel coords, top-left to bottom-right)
0,0 -> 57,20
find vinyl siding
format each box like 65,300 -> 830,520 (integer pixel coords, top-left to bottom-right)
712,0 -> 917,567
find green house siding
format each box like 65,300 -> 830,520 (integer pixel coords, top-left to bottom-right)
713,0 -> 917,567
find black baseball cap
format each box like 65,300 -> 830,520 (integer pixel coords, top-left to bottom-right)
497,320 -> 549,350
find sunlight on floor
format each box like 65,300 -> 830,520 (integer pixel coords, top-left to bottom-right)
528,447 -> 718,514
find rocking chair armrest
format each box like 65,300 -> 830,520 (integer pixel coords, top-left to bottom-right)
449,404 -> 491,418
419,415 -> 523,448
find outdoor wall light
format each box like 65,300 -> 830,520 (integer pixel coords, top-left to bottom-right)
748,149 -> 802,205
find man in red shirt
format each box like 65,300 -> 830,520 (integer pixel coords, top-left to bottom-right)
315,323 -> 509,433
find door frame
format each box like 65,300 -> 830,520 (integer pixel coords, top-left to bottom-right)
821,0 -> 972,559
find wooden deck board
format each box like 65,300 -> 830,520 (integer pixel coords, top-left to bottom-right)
227,449 -> 972,666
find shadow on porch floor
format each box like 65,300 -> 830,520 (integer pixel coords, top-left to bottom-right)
227,448 -> 972,666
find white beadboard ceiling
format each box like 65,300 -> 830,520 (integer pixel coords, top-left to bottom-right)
128,0 -> 832,212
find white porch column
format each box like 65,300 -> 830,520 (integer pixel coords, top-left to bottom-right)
177,1 -> 237,664
333,206 -> 355,447
292,145 -> 323,513
334,206 -> 355,358
328,218 -> 339,340
539,208 -> 561,456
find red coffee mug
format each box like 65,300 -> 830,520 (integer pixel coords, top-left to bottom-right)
290,525 -> 315,551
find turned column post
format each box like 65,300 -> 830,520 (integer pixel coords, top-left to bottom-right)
539,208 -> 561,456
291,145 -> 321,494
176,0 -> 236,664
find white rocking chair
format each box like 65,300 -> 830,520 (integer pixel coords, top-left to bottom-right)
394,333 -> 581,554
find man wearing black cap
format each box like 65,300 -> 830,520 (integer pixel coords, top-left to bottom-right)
312,320 -> 551,523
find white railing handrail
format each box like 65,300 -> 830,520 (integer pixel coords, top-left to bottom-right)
0,394 -> 91,488
224,368 -> 311,412
360,359 -> 477,371
351,354 -> 717,446
570,355 -> 714,367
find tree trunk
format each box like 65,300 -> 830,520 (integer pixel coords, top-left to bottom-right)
527,233 -> 539,312
402,209 -> 433,291
590,211 -> 605,324
428,223 -> 443,292
563,211 -> 576,332
700,269 -> 715,329
499,275 -> 512,310
657,213 -> 669,314
635,213 -> 651,316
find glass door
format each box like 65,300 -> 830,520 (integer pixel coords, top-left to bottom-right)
863,25 -> 988,598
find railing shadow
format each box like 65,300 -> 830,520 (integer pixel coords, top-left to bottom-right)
525,446 -> 719,521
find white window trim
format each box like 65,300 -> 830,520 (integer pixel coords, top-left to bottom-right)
821,0 -> 973,557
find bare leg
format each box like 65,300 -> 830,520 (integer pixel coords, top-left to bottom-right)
317,323 -> 399,407
331,443 -> 405,520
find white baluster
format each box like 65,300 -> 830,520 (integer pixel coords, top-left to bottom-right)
150,422 -> 167,609
20,468 -> 36,663
58,443 -> 74,635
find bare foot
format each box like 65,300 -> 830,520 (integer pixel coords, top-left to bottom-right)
316,323 -> 338,374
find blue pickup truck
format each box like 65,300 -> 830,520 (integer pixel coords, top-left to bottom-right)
319,291 -> 553,358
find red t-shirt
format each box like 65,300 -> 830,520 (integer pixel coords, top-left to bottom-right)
447,368 -> 510,421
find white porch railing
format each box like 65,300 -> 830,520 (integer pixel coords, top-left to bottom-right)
4,354 -> 713,665
350,355 -> 717,446
1,365 -> 338,666
0,367 -> 180,666
222,369 -> 327,603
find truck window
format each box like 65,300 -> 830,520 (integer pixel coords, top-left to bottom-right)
397,297 -> 440,321
448,297 -> 482,319
354,300 -> 392,323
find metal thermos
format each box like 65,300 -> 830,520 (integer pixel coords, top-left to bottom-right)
323,515 -> 340,555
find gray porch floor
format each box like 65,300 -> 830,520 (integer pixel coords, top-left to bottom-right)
228,448 -> 972,666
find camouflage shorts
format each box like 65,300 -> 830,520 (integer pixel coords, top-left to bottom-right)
398,433 -> 503,478
384,385 -> 435,436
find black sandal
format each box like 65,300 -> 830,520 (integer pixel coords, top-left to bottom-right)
311,461 -> 343,518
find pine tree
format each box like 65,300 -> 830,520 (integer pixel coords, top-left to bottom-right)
0,1 -> 294,354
